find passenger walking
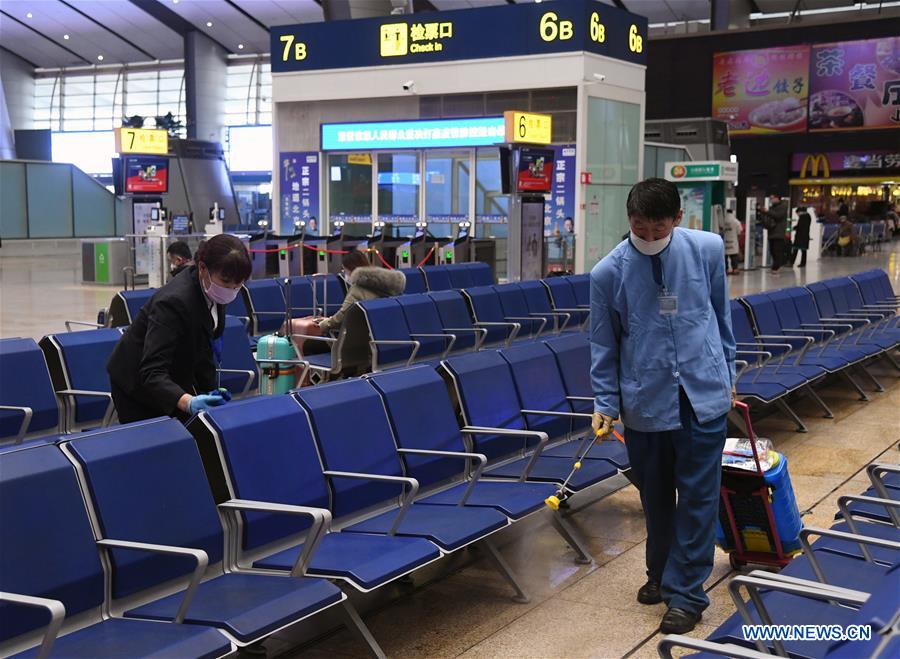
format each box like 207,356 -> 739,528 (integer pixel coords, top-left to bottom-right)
589,178 -> 735,634
722,209 -> 742,274
790,207 -> 812,267
759,192 -> 788,275
107,234 -> 252,423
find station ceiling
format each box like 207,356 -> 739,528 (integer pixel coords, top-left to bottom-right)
0,0 -> 890,69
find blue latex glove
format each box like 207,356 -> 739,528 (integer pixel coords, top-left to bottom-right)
189,393 -> 227,415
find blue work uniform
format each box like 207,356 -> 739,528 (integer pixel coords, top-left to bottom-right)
589,227 -> 735,614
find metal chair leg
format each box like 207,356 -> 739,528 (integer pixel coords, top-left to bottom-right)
841,370 -> 870,401
775,398 -> 807,433
548,510 -> 593,565
340,600 -> 386,659
482,539 -> 531,603
804,385 -> 834,419
858,365 -> 885,392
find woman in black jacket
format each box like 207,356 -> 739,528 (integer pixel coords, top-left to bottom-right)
107,234 -> 252,423
790,207 -> 811,267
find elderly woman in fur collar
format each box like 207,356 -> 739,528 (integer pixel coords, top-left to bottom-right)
289,250 -> 406,354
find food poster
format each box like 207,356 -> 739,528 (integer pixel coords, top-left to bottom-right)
712,46 -> 810,135
809,37 -> 900,132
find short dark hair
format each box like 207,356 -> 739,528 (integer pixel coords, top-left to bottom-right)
342,250 -> 369,270
166,240 -> 192,261
626,178 -> 681,221
195,234 -> 252,283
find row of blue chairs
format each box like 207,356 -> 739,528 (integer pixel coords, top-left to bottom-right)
660,463 -> 900,659
821,220 -> 891,255
729,269 -> 899,432
0,317 -> 258,444
0,332 -> 628,657
299,275 -> 590,379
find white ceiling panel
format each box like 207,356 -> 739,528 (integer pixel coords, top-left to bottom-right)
1,0 -> 155,64
621,0 -> 710,23
166,0 -> 270,53
68,0 -> 183,60
231,0 -> 324,26
754,0 -> 854,12
0,13 -> 87,67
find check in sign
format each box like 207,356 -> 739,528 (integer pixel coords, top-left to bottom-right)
115,128 -> 168,155
505,112 -> 553,145
271,0 -> 647,73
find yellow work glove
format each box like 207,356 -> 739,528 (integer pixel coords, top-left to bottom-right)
592,412 -> 614,439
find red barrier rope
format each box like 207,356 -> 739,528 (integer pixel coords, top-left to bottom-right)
371,248 -> 395,270
246,242 -> 351,255
416,245 -> 436,268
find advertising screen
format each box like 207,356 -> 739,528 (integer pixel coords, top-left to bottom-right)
712,46 -> 810,135
171,214 -> 190,234
516,148 -> 554,193
124,156 -> 169,194
809,37 -> 900,132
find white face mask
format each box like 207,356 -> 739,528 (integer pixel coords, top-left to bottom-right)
630,231 -> 672,256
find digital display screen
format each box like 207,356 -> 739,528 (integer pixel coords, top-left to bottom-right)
321,117 -> 505,151
516,148 -> 554,193
124,156 -> 169,194
150,208 -> 160,221
171,214 -> 190,234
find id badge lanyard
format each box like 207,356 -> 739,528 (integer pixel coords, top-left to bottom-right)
651,255 -> 677,316
211,335 -> 223,389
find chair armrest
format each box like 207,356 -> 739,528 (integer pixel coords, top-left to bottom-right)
0,405 -> 33,444
219,499 -> 331,576
56,389 -> 115,428
521,408 -> 593,420
533,310 -> 572,332
866,463 -> 900,502
96,538 -> 208,623
215,369 -> 256,395
444,327 -> 488,350
292,333 -> 337,343
410,333 -> 457,358
369,339 -> 420,370
322,471 -> 419,534
396,449 -> 487,505
735,350 -> 773,381
799,526 -> 900,579
461,426 -> 549,480
474,321 -> 520,345
65,320 -> 104,331
505,315 -> 547,338
837,493 -> 900,528
0,591 -> 66,659
565,396 -> 594,402
251,310 -> 292,316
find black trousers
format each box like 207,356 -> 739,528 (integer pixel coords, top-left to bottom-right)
111,382 -> 180,423
791,247 -> 807,267
769,238 -> 786,271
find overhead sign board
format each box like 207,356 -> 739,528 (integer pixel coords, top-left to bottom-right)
505,111 -> 553,145
664,161 -> 738,183
115,127 -> 168,155
271,0 -> 648,73
321,117 -> 506,151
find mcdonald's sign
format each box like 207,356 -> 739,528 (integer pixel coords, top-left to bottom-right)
799,153 -> 830,178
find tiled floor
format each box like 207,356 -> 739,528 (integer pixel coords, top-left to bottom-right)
1,241 -> 898,658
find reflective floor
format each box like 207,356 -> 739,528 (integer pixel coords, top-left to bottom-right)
1,241 -> 898,658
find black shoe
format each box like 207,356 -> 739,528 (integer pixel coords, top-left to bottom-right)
637,580 -> 662,604
660,607 -> 702,634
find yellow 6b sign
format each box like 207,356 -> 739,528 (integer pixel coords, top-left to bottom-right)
628,24 -> 643,53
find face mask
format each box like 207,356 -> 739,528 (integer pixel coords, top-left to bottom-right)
630,231 -> 672,256
202,270 -> 240,305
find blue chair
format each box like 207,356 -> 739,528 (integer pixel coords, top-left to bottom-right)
518,280 -> 575,332
542,277 -> 588,325
39,329 -> 119,431
493,284 -> 547,337
109,288 -> 156,327
427,290 -> 488,351
282,277 -> 320,317
366,365 -> 595,564
446,265 -> 475,289
824,278 -> 900,343
65,418 -> 382,653
244,279 -> 287,335
225,287 -> 252,329
441,351 -> 622,494
193,395 -> 441,592
294,379 -> 530,599
217,317 -> 258,396
851,269 -> 900,310
395,294 -> 461,356
461,262 -> 494,286
0,442 -> 232,659
567,274 -> 590,308
462,286 -> 522,346
542,333 -> 592,415
399,268 -> 427,294
357,298 -> 422,370
420,265 -> 453,292
0,338 -> 60,444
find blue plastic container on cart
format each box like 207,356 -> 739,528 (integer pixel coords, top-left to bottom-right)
716,452 -> 803,556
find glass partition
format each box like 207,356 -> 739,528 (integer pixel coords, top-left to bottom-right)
474,147 -> 508,239
328,153 -> 373,228
377,152 -> 420,229
424,149 -> 469,238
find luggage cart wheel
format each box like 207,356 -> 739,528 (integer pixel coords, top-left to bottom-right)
729,554 -> 745,570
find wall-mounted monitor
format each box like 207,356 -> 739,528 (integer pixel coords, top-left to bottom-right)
171,213 -> 191,235
516,148 -> 554,194
124,155 -> 169,194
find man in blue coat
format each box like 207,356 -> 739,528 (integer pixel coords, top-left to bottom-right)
590,178 -> 735,633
